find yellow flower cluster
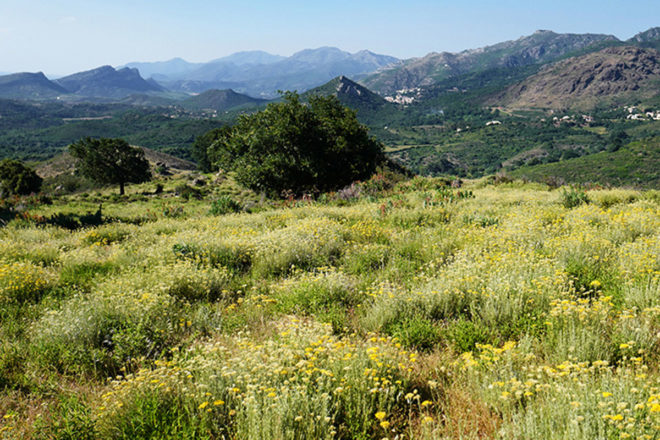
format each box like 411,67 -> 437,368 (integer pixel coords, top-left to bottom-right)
0,261 -> 53,304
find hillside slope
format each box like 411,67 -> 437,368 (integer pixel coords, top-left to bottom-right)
56,66 -> 164,99
362,30 -> 617,95
494,46 -> 660,110
180,89 -> 268,111
0,72 -> 68,99
510,137 -> 660,188
35,146 -> 196,179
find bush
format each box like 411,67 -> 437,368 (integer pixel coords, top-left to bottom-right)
0,261 -> 54,305
444,319 -> 494,353
273,270 -> 360,328
210,196 -> 242,215
0,159 -> 42,196
560,186 -> 590,208
174,184 -> 203,200
390,316 -> 440,351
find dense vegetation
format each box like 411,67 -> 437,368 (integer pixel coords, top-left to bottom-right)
208,92 -> 384,196
511,137 -> 660,188
0,101 -> 229,162
0,171 -> 658,439
0,159 -> 42,196
69,138 -> 152,195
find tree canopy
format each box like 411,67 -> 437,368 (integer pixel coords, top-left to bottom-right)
207,92 -> 384,197
192,126 -> 231,173
69,137 -> 151,195
0,159 -> 42,197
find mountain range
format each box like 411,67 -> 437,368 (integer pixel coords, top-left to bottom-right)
0,26 -> 659,111
152,47 -> 398,98
361,30 -> 620,95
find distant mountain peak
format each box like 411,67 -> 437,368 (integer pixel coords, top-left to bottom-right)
180,88 -> 267,112
55,65 -> 163,98
629,27 -> 660,43
305,75 -> 388,112
0,71 -> 68,99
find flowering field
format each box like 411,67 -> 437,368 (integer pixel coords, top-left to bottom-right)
0,178 -> 659,439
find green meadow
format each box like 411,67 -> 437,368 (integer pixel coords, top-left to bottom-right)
0,174 -> 659,439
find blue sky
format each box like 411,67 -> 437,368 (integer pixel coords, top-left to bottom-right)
1,0 -> 658,75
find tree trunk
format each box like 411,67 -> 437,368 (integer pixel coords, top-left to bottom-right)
119,181 -> 125,195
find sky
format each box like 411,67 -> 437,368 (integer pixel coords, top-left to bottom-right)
1,0 -> 659,76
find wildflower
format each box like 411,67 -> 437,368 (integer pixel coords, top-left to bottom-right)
380,421 -> 390,429
375,411 -> 386,420
198,401 -> 209,410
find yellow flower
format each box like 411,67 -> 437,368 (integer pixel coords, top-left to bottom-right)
421,400 -> 432,407
380,421 -> 390,429
213,400 -> 224,406
198,401 -> 209,410
602,392 -> 613,398
375,411 -> 386,420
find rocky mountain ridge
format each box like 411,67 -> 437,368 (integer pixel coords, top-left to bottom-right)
494,45 -> 660,110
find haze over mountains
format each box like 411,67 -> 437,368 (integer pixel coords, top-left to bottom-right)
0,26 -> 659,112
137,47 -> 399,98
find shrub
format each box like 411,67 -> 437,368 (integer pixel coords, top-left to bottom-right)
561,186 -> 590,208
210,196 -> 242,215
273,270 -> 361,328
174,184 -> 204,200
0,261 -> 54,305
389,316 -> 440,351
444,319 -> 494,353
0,159 -> 42,196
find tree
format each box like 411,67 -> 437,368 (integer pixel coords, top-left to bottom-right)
207,92 -> 384,197
0,159 -> 42,197
69,138 -> 151,195
192,126 -> 231,172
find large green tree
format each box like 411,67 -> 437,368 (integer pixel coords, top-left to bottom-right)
69,138 -> 151,195
207,92 -> 384,197
192,126 -> 231,172
0,159 -> 42,196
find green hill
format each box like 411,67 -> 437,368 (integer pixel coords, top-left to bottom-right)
180,89 -> 268,112
304,76 -> 401,125
511,137 -> 660,188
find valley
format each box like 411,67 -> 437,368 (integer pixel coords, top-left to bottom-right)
1,17 -> 660,440
1,27 -> 659,188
